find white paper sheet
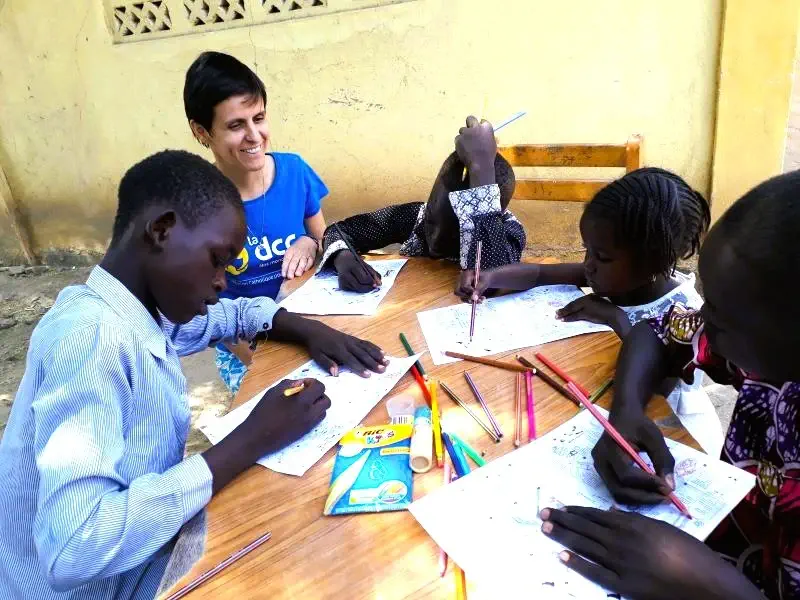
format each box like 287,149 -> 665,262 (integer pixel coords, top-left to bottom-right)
417,285 -> 612,366
278,259 -> 408,315
410,409 -> 755,599
199,353 -> 423,476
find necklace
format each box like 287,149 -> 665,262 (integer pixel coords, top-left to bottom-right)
245,157 -> 271,244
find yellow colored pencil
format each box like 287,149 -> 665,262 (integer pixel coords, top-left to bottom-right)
430,380 -> 444,468
283,383 -> 305,397
455,564 -> 467,600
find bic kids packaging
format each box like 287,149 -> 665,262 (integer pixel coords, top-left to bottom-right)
323,423 -> 413,515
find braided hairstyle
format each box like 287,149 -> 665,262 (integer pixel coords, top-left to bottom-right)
434,152 -> 516,210
582,167 -> 710,278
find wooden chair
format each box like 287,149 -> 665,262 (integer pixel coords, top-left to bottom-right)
498,135 -> 642,202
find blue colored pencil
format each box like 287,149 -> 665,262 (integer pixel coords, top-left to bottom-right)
442,432 -> 470,478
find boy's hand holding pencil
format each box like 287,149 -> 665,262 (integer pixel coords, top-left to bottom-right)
202,379 -> 330,494
590,410 -> 677,505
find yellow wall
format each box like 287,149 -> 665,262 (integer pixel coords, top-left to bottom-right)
710,0 -> 800,222
0,0 -> 723,261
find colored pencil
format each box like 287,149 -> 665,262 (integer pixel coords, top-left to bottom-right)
514,372 -> 522,448
165,531 -> 272,600
516,355 -> 580,407
464,372 -> 504,438
450,433 -> 486,467
440,433 -> 460,475
445,351 -> 529,372
399,332 -> 426,376
535,352 -> 590,398
430,380 -> 444,468
411,365 -> 432,407
565,381 -> 692,519
525,369 -> 536,442
493,110 -> 527,133
469,241 -> 482,342
452,436 -> 471,475
333,222 -> 380,287
589,378 -> 614,404
283,383 -> 305,397
455,564 -> 467,600
439,382 -> 501,443
439,459 -> 451,577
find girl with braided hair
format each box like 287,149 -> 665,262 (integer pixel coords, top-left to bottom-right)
459,167 -> 710,336
461,167 -> 721,453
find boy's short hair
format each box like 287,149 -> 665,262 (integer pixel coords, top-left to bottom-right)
717,169 -> 800,290
184,51 -> 267,131
111,150 -> 243,244
436,152 -> 516,209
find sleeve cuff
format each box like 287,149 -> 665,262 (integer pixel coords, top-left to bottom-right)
448,184 -> 502,224
316,239 -> 348,274
449,184 -> 502,269
244,296 -> 281,338
174,454 -> 213,522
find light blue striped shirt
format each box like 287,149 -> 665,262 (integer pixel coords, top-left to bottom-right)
0,266 -> 280,599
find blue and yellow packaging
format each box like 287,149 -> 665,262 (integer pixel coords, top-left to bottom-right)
323,424 -> 413,516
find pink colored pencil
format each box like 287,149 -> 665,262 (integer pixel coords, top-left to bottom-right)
535,352 -> 590,399
165,530 -> 272,600
464,371 -> 503,438
438,460 -> 452,577
565,382 -> 692,519
469,241 -> 483,342
525,369 -> 536,442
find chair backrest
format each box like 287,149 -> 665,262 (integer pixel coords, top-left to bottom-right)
498,135 -> 642,202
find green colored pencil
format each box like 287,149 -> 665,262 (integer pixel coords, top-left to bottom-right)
588,378 -> 614,404
450,433 -> 486,467
399,332 -> 425,376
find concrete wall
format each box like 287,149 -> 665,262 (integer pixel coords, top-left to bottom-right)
0,0 -> 723,262
711,0 -> 800,222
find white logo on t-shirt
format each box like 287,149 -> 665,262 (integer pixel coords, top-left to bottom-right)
252,234 -> 297,261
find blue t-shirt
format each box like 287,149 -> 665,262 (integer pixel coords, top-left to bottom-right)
222,152 -> 327,300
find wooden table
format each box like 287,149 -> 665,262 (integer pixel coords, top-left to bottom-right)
166,257 -> 696,599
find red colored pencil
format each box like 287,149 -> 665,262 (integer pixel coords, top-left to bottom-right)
535,352 -> 590,398
565,382 -> 692,519
411,365 -> 432,407
516,355 -> 579,407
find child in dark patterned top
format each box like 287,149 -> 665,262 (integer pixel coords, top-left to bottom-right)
540,171 -> 800,600
318,116 -> 526,292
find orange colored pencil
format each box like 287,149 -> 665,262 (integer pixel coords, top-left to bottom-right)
445,351 -> 529,372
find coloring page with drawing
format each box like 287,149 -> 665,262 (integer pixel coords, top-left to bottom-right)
279,258 -> 408,315
410,409 -> 755,599
417,285 -> 611,366
200,353 -> 423,476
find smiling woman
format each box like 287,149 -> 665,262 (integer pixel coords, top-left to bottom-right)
183,51 -> 329,394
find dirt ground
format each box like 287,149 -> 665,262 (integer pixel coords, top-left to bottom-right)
0,266 -> 226,455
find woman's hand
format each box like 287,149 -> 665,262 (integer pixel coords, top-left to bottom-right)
282,236 -> 318,279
